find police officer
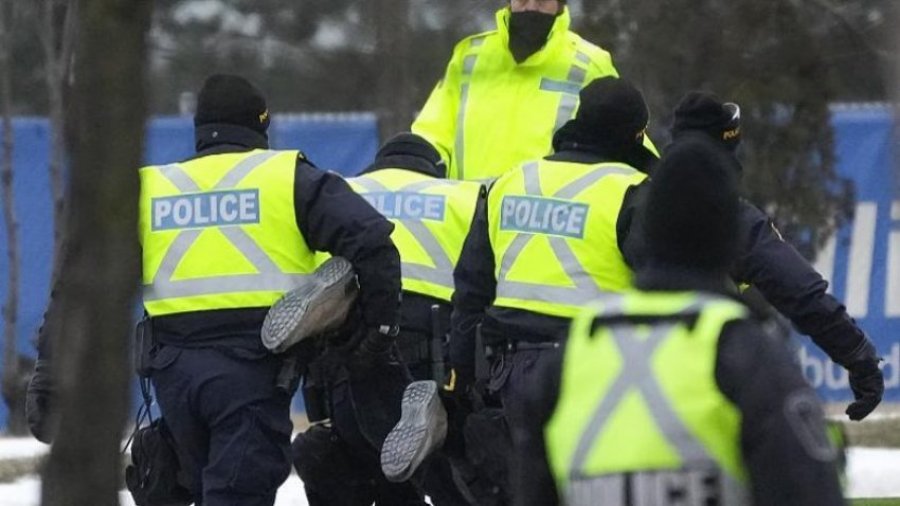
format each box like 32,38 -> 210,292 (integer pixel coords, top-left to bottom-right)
628,91 -> 884,422
291,134 -> 482,505
516,136 -> 845,506
445,76 -> 655,503
413,0 -> 656,180
349,134 -> 482,383
347,133 -> 488,504
137,74 -> 402,506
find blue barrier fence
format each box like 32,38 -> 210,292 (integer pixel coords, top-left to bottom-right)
0,107 -> 895,426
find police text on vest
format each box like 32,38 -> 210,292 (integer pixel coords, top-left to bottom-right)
362,192 -> 446,221
500,196 -> 588,239
152,190 -> 260,230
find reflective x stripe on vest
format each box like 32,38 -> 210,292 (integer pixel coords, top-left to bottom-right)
141,150 -> 313,315
353,176 -> 458,295
492,162 -> 639,316
546,293 -> 749,506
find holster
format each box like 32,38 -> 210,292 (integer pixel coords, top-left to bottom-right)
125,417 -> 193,506
134,317 -> 154,378
430,304 -> 447,383
302,356 -> 330,423
474,323 -> 490,382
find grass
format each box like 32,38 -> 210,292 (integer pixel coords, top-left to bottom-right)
851,500 -> 900,505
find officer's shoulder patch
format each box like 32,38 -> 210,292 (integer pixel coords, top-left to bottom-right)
783,390 -> 838,462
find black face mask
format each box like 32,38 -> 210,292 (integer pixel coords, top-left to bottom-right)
508,11 -> 556,63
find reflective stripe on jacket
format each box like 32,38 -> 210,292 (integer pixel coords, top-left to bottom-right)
412,7 -> 622,181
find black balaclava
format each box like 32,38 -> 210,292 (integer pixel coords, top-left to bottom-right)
508,10 -> 557,63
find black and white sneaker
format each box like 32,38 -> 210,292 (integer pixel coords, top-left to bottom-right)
261,256 -> 358,353
381,380 -> 448,483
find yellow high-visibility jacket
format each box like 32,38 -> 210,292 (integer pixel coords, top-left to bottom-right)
412,7 -> 622,181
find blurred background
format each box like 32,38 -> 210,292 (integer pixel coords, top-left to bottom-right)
0,0 -> 898,431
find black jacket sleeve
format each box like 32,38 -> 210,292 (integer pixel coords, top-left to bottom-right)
293,159 -> 401,328
716,320 -> 846,506
449,187 -> 494,380
731,202 -> 870,364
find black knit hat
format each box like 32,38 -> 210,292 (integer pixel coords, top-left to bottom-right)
671,91 -> 741,152
371,132 -> 446,178
644,136 -> 741,272
376,133 -> 442,166
553,77 -> 653,162
194,74 -> 270,136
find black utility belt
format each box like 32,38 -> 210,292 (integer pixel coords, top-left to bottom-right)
485,340 -> 559,357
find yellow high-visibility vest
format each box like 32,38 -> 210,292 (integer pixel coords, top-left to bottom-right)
487,159 -> 646,317
545,292 -> 750,505
139,149 -> 317,316
348,168 -> 481,302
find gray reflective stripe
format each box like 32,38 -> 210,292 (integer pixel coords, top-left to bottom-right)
567,471 -> 749,506
496,165 -> 637,306
539,79 -> 582,95
470,36 -> 485,48
570,319 -> 714,477
159,164 -> 200,192
455,83 -> 471,180
147,151 -> 302,304
522,162 -> 542,194
462,55 -> 478,75
575,50 -> 590,65
153,229 -> 201,283
552,61 -> 590,132
403,263 -> 454,290
144,273 -> 312,301
455,46 -> 480,180
353,175 -> 458,290
220,227 -> 283,274
214,150 -> 281,189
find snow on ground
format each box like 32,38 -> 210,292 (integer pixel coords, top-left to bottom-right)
847,448 -> 900,499
0,439 -> 897,504
0,473 -> 308,506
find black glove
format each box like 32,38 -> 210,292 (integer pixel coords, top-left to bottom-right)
351,325 -> 398,369
839,337 -> 884,421
26,358 -> 56,443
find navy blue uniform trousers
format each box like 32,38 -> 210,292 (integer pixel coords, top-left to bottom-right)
151,346 -> 294,506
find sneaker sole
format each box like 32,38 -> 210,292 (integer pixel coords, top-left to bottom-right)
381,380 -> 448,483
261,256 -> 358,353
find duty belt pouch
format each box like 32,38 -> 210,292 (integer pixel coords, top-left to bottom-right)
134,317 -> 154,378
474,323 -> 489,382
125,417 -> 192,506
302,360 -> 330,423
430,304 -> 447,383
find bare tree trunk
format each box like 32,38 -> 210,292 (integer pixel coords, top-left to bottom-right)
38,0 -> 77,301
0,0 -> 26,436
373,0 -> 414,141
41,0 -> 152,504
